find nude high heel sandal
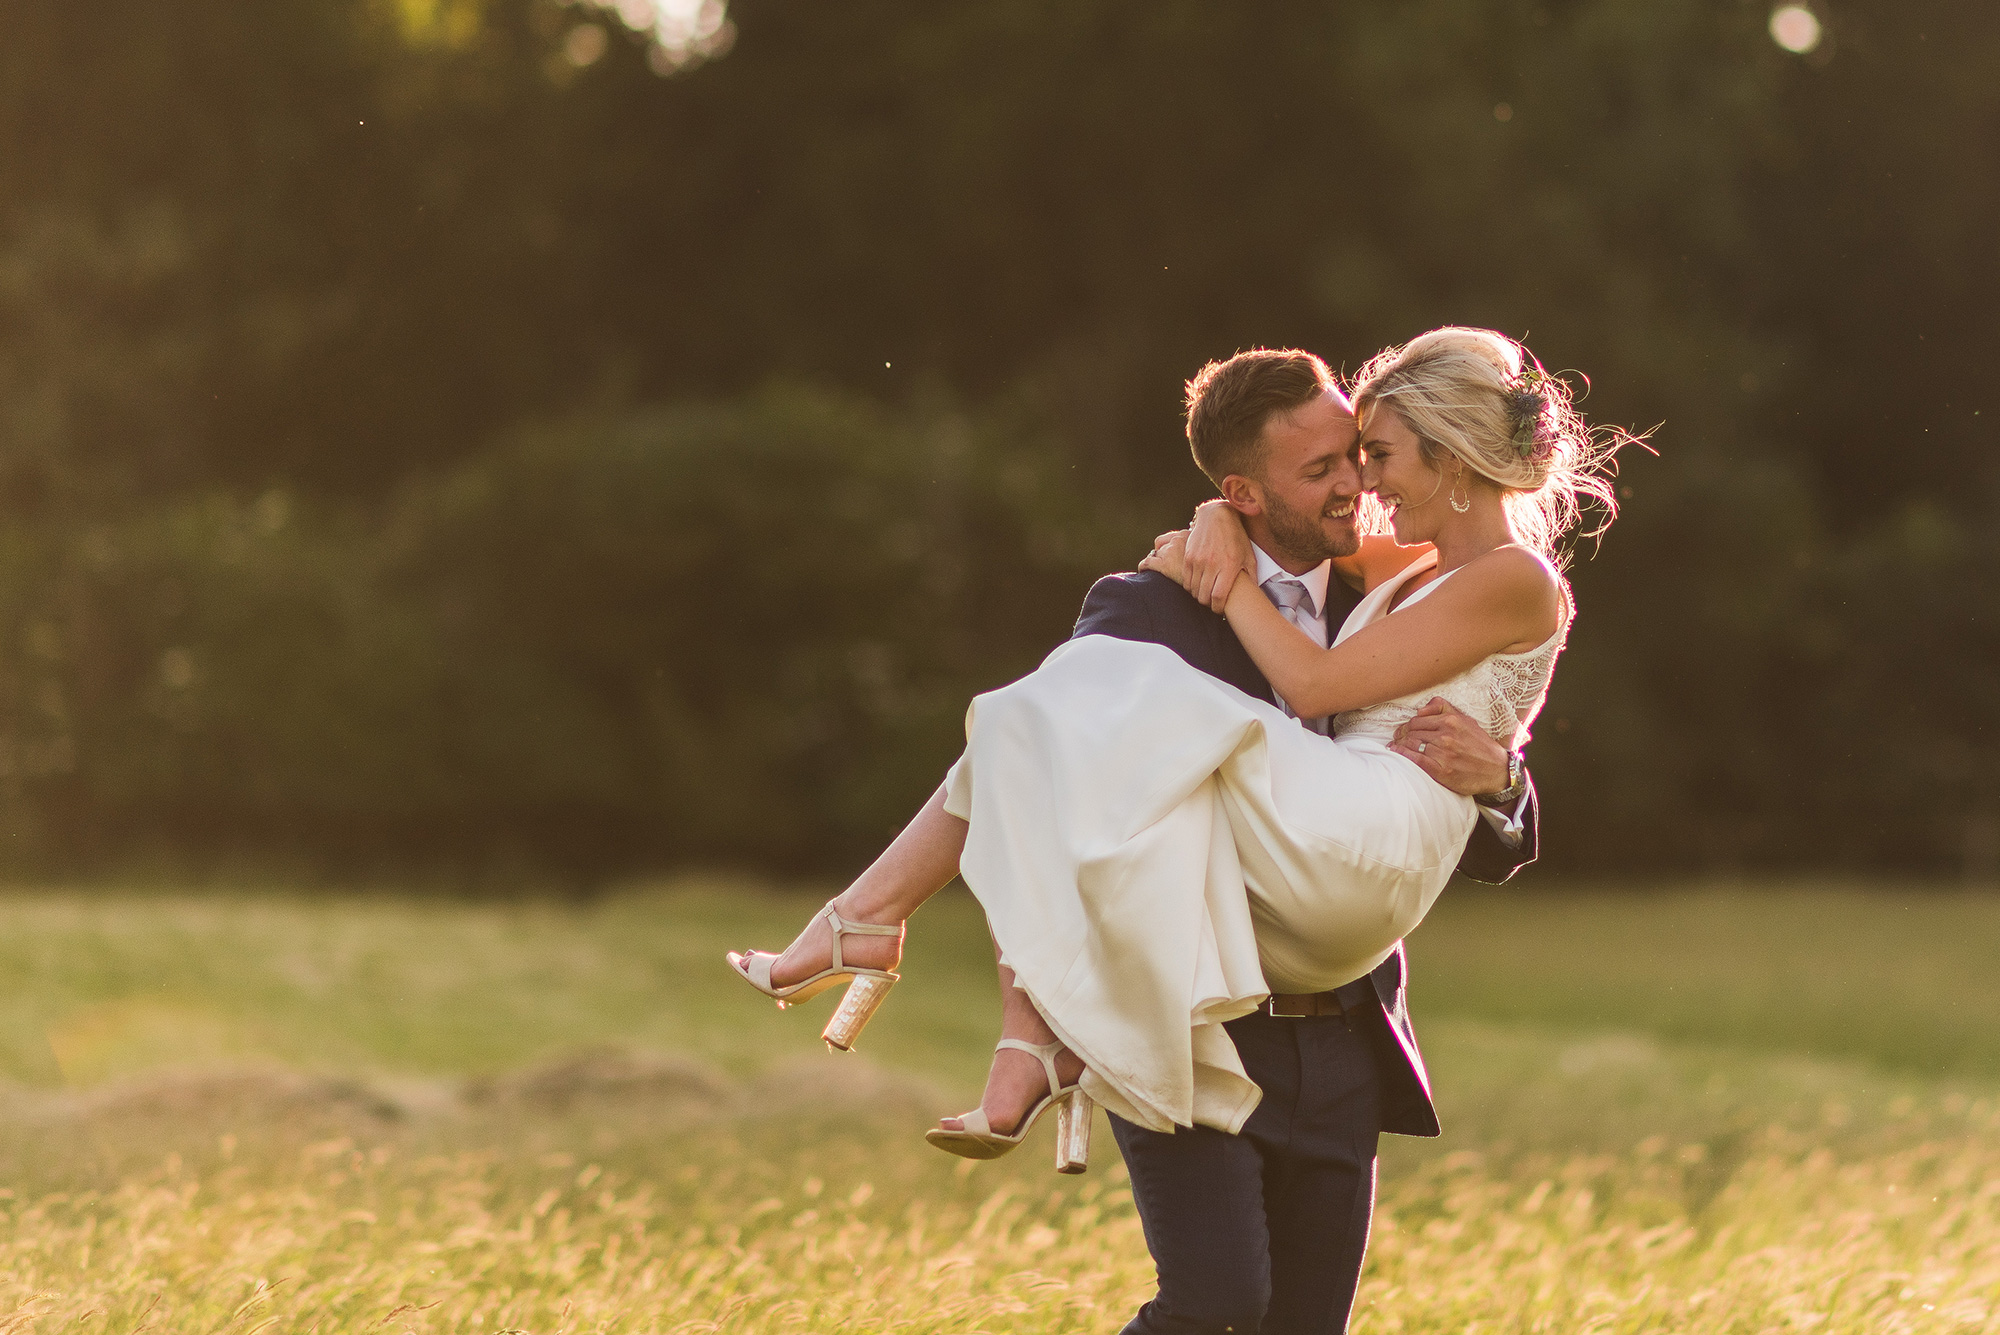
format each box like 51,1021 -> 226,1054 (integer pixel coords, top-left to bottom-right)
726,902 -> 902,1052
926,1039 -> 1094,1174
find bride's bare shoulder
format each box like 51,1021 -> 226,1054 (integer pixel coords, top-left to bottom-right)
1462,545 -> 1566,639
1473,543 -> 1561,587
1335,537 -> 1433,593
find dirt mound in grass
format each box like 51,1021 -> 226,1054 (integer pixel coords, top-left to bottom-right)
17,1066 -> 419,1128
465,1044 -> 734,1114
0,1045 -> 950,1136
468,1045 -> 948,1122
745,1053 -> 950,1121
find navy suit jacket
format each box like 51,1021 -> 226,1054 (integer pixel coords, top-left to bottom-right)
1071,569 -> 1541,1137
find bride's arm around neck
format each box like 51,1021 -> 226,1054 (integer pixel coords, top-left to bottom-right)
1226,544 -> 1565,721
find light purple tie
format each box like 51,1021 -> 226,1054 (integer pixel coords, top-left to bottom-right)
1261,576 -> 1329,735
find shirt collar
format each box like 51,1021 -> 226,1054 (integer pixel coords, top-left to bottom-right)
1252,544 -> 1333,618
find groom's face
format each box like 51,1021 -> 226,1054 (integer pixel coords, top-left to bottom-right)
1240,390 -> 1363,567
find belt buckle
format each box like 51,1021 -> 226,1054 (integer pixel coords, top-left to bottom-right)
1265,992 -> 1345,1020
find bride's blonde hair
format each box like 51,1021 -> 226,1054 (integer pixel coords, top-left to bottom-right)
1350,327 -> 1634,562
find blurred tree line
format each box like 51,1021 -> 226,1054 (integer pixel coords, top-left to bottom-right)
0,0 -> 1993,880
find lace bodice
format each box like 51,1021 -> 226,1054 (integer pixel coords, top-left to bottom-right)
1331,549 -> 1569,750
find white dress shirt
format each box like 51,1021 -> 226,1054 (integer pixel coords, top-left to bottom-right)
1251,545 -> 1333,734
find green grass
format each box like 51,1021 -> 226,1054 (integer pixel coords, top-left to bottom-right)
8,879 -> 1995,1089
0,881 -> 1015,1094
0,880 -> 1992,1332
1412,882 -> 2000,1078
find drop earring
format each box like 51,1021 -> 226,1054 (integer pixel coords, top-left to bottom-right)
1449,469 -> 1471,513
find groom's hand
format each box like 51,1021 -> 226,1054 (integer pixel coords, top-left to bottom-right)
1391,698 -> 1511,796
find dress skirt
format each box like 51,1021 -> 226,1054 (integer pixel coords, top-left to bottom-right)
942,635 -> 1474,1134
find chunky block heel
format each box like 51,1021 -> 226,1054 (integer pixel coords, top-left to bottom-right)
926,1039 -> 1088,1173
726,902 -> 902,1043
822,973 -> 896,1052
1053,1089 -> 1093,1174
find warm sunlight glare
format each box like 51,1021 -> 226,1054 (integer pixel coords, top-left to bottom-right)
592,0 -> 734,73
1769,5 -> 1823,54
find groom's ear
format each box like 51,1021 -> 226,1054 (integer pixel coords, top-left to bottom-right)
1218,474 -> 1265,517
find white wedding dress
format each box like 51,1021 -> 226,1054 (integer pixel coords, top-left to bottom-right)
942,550 -> 1568,1134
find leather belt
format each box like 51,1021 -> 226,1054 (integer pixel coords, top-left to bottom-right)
1264,990 -> 1349,1019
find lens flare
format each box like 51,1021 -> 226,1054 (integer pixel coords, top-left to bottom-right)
588,0 -> 735,74
564,22 -> 609,67
1769,5 -> 1822,54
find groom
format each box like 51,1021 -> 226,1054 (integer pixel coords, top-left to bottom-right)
1077,348 -> 1538,1335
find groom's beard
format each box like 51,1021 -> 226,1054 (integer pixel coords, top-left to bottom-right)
1263,492 -> 1360,565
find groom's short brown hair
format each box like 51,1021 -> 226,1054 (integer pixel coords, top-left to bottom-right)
1184,349 -> 1337,486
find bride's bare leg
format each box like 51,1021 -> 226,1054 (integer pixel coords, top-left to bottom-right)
762,784 -> 965,988
939,937 -> 1085,1135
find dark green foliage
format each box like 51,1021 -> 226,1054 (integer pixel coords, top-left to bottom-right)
0,0 -> 1992,876
0,389 -> 1143,874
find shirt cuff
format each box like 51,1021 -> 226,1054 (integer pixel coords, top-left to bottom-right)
1476,793 -> 1527,849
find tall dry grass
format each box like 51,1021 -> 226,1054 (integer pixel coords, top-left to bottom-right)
0,883 -> 1990,1331
0,1045 -> 1991,1333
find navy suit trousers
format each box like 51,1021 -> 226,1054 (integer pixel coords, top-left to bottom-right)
1111,1006 -> 1384,1335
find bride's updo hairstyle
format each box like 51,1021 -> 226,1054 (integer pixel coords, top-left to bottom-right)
1350,327 -> 1630,561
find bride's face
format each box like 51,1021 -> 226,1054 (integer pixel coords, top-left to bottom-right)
1359,406 -> 1449,544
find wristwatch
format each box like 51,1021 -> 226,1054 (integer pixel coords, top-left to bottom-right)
1474,750 -> 1526,808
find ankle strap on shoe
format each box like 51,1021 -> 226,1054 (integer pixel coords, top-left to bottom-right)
995,1037 -> 1065,1097
819,902 -> 901,972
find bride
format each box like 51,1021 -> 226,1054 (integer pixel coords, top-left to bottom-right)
728,326 -> 1625,1168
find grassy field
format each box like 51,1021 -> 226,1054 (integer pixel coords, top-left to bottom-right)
0,880 -> 1993,1332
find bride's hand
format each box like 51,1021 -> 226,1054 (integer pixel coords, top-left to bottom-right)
1183,500 -> 1254,610
1139,529 -> 1190,585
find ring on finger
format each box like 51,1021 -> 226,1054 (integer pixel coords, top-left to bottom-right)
1417,741 -> 1428,754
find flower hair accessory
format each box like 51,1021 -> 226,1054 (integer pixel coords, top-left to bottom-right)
1506,364 -> 1559,463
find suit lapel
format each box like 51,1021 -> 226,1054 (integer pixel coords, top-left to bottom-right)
1322,568 -> 1364,645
